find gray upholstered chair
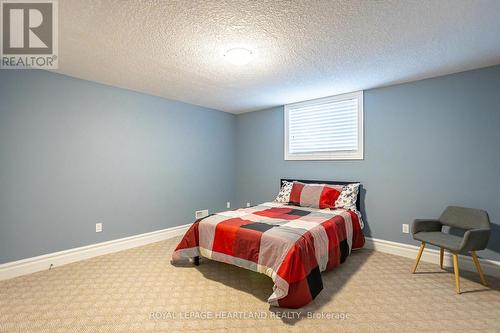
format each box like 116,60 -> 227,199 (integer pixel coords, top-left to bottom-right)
411,206 -> 491,293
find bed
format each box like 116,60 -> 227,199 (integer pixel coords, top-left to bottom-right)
171,179 -> 365,308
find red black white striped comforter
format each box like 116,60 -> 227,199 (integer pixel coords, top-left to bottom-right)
171,202 -> 365,308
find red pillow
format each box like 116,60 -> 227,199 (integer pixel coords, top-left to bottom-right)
288,181 -> 344,209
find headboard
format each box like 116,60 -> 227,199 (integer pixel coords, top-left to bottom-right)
280,178 -> 362,212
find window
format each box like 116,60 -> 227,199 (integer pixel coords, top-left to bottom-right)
284,91 -> 363,160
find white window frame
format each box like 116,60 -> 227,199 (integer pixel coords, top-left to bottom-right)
284,91 -> 364,160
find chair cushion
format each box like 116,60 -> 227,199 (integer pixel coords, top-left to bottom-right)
440,206 -> 490,229
413,231 -> 463,252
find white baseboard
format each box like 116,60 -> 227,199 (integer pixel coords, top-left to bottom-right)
0,224 -> 191,281
2,227 -> 499,281
365,237 -> 500,278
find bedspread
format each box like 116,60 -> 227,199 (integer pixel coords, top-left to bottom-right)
171,202 -> 365,308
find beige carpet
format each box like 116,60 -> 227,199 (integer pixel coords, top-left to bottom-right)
1,236 -> 500,333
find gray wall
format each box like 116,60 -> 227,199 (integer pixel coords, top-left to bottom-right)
0,70 -> 235,264
2,66 -> 500,264
234,65 -> 500,261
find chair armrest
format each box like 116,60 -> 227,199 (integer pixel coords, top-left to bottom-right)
412,219 -> 442,235
460,228 -> 491,252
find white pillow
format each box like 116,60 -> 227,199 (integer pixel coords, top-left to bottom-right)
275,181 -> 293,203
334,183 -> 360,211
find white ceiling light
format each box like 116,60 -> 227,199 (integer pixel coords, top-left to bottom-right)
224,48 -> 253,66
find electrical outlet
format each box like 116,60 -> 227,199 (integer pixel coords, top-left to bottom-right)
195,209 -> 209,219
246,202 -> 251,207
96,223 -> 102,233
226,202 -> 231,209
402,224 -> 409,234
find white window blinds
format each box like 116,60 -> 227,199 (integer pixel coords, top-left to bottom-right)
284,91 -> 363,160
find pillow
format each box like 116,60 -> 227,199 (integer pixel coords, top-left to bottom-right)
289,181 -> 344,209
334,183 -> 360,211
275,180 -> 293,203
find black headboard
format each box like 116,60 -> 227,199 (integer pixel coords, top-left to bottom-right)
280,179 -> 361,212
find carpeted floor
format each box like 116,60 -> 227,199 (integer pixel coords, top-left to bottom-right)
1,236 -> 500,333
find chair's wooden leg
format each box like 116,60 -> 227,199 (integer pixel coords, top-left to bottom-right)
452,253 -> 460,294
412,242 -> 426,273
471,251 -> 487,286
440,248 -> 444,269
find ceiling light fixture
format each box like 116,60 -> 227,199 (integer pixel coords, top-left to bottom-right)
224,48 -> 253,66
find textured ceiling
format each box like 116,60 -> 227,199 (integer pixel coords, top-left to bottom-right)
55,0 -> 500,113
